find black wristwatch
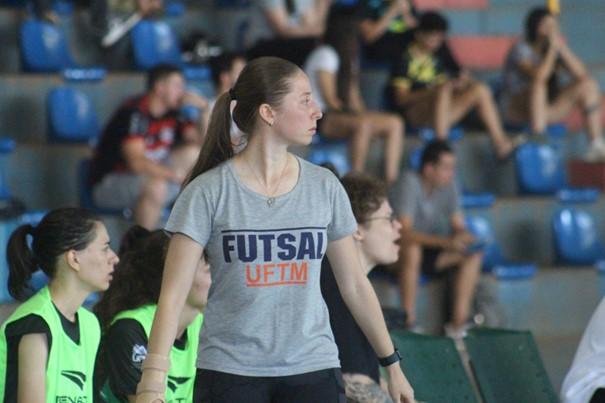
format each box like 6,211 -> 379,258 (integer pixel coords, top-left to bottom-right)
378,348 -> 402,367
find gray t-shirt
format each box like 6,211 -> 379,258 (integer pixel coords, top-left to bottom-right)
165,156 -> 357,376
501,41 -> 541,104
390,171 -> 461,236
246,0 -> 315,48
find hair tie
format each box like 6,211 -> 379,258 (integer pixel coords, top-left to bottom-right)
228,88 -> 236,101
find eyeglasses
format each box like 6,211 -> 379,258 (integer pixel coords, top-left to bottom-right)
362,214 -> 398,224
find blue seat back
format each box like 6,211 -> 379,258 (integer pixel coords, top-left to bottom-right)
515,143 -> 566,195
306,145 -> 351,177
78,159 -> 96,210
20,19 -> 75,72
47,87 -> 99,143
552,207 -> 605,265
132,20 -> 182,70
465,215 -> 503,270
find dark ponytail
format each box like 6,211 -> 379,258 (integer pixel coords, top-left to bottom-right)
184,56 -> 301,187
184,91 -> 234,187
6,207 -> 101,301
95,226 -> 169,330
6,224 -> 38,301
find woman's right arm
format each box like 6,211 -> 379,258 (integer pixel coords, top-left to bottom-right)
18,333 -> 48,403
136,234 -> 203,402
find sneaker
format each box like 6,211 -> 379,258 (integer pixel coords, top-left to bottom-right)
404,323 -> 426,334
584,142 -> 605,162
444,323 -> 471,340
101,13 -> 142,48
497,133 -> 528,161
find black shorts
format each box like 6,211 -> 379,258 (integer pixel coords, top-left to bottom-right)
193,368 -> 346,403
421,247 -> 458,278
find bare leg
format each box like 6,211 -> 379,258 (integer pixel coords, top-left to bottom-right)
434,83 -> 453,139
530,75 -> 549,134
320,112 -> 373,172
365,111 -> 405,184
449,82 -> 513,158
134,177 -> 168,230
399,242 -> 422,326
349,117 -> 373,173
449,252 -> 482,327
547,77 -> 602,142
582,79 -> 603,143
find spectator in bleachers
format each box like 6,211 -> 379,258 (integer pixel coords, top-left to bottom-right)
206,52 -> 247,151
320,172 -> 401,402
304,11 -> 404,184
0,208 -> 119,402
501,7 -> 605,161
391,140 -> 482,338
561,296 -> 605,403
356,0 -> 418,64
31,0 -> 162,46
246,0 -> 332,67
89,64 -> 206,230
388,11 -> 523,160
95,226 -> 210,403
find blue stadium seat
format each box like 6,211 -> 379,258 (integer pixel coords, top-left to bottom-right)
465,215 -> 537,279
557,187 -> 601,204
311,132 -> 348,147
131,19 -> 182,70
0,138 -> 16,201
164,0 -> 185,16
306,144 -> 351,177
47,86 -> 99,144
20,19 -> 76,72
461,192 -> 496,209
515,142 -> 566,195
213,0 -> 252,7
552,207 -> 605,265
63,67 -> 107,82
53,0 -> 73,15
413,126 -> 465,142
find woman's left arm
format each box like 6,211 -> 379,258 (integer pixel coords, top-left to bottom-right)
327,235 -> 415,403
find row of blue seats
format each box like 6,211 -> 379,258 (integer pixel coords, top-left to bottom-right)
21,17 -> 198,72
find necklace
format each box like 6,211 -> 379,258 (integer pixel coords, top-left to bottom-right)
243,154 -> 290,207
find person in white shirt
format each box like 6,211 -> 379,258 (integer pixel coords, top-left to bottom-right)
304,11 -> 405,184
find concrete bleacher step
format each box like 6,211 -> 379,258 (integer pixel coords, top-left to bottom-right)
373,267 -> 604,339
7,143 -> 90,210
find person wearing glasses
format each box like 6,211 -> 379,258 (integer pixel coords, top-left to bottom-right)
391,140 -> 482,338
320,172 -> 403,402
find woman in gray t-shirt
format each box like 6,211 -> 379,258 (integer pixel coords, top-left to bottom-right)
501,7 -> 605,161
135,57 -> 415,403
